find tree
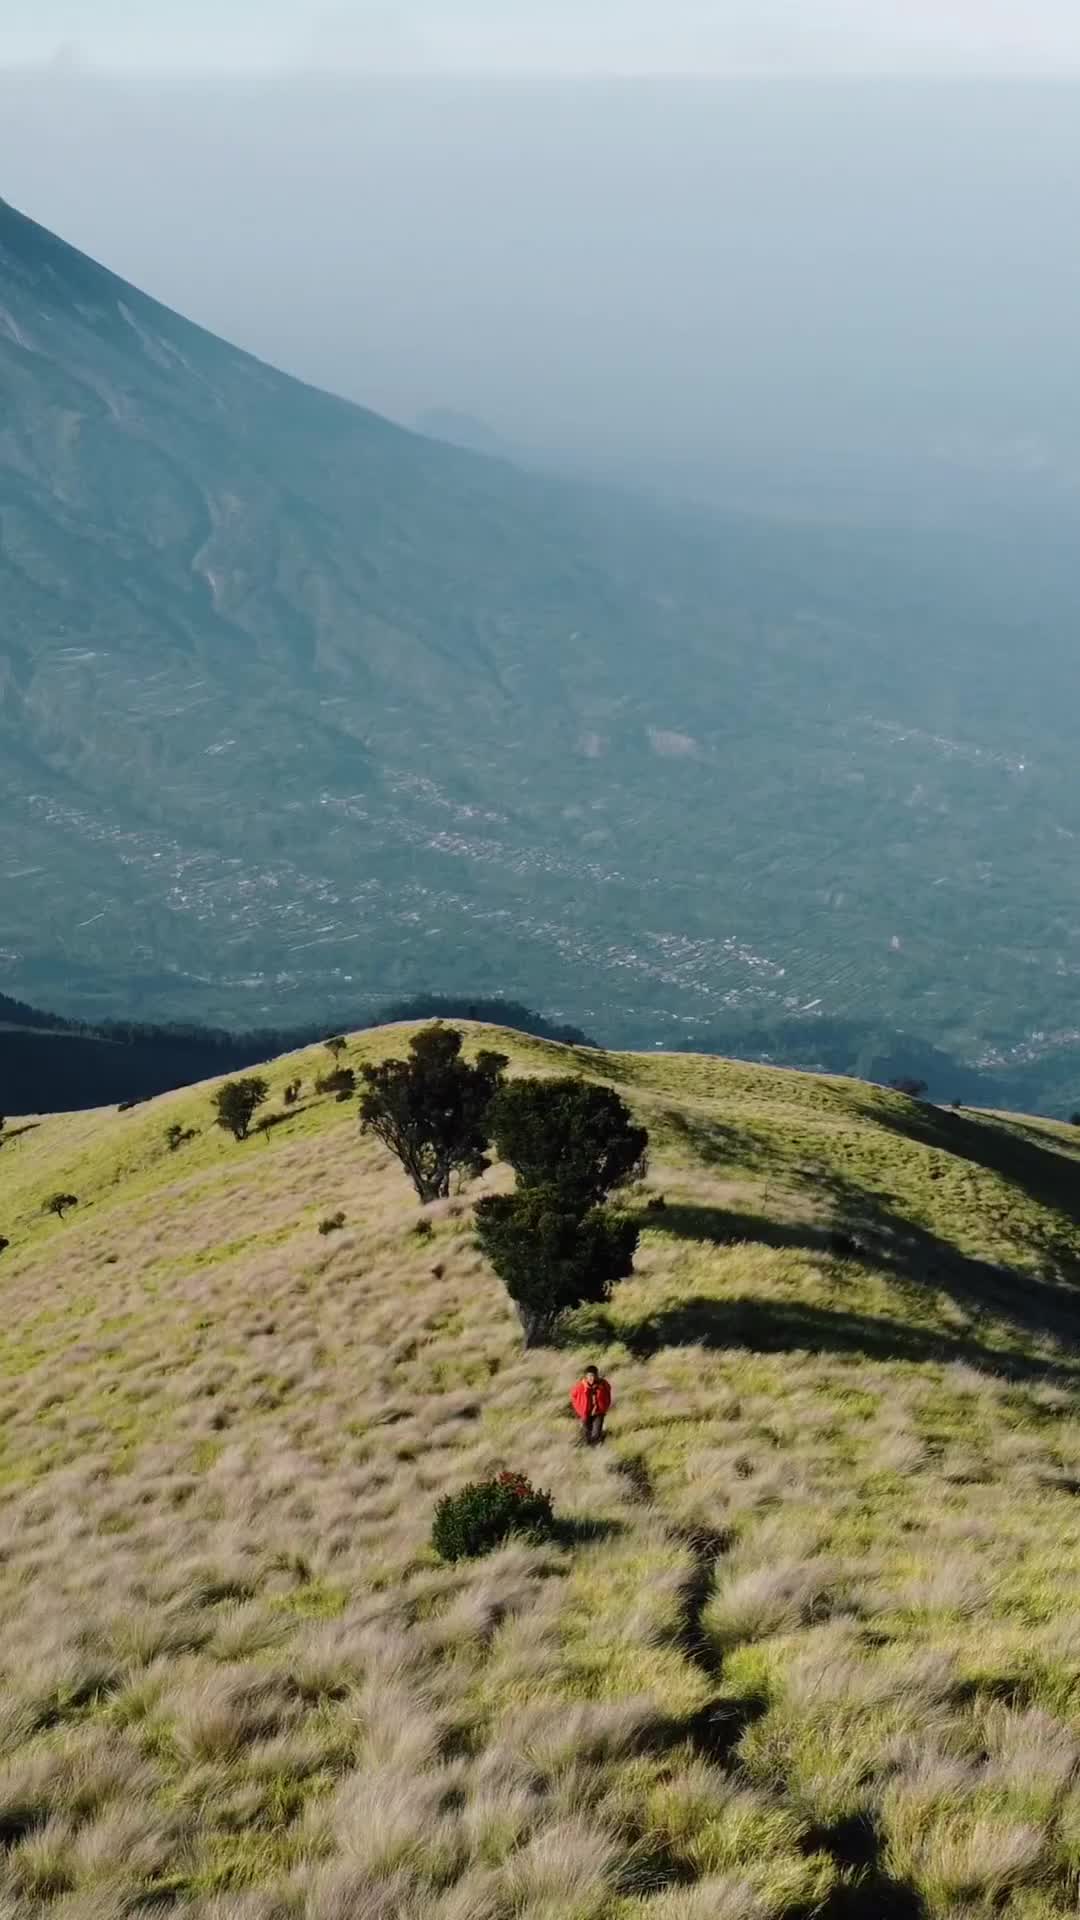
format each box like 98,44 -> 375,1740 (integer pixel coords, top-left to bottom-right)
212,1077 -> 269,1141
325,1036 -> 348,1059
359,1025 -> 507,1202
44,1193 -> 79,1220
889,1077 -> 929,1100
475,1184 -> 639,1347
487,1077 -> 648,1209
0,1237 -> 9,1255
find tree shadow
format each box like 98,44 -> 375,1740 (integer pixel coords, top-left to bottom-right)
618,1290 -> 1080,1384
802,1813 -> 927,1920
648,1201 -> 835,1256
869,1097 -> 1080,1234
657,1107 -> 762,1171
648,1193 -> 1080,1363
550,1514 -> 627,1548
253,1103 -> 316,1137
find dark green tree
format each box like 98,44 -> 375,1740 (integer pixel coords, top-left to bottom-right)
212,1077 -> 269,1141
359,1025 -> 507,1202
475,1184 -> 639,1348
487,1077 -> 648,1208
325,1036 -> 348,1060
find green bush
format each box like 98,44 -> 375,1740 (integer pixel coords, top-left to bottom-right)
319,1211 -> 346,1235
432,1471 -> 556,1562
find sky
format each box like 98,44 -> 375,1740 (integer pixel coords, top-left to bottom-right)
6,0 -> 1080,74
3,14 -> 1080,525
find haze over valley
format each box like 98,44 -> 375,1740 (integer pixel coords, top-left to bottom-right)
4,57 -> 1080,1107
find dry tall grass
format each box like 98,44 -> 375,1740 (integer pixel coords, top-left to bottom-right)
3,1025 -> 1080,1916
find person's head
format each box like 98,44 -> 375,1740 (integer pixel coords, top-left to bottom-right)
584,1365 -> 599,1383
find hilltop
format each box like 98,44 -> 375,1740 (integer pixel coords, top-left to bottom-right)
7,198 -> 1080,1095
4,1026 -> 1080,1916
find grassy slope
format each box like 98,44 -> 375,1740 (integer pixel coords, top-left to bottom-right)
4,1027 -> 1080,1917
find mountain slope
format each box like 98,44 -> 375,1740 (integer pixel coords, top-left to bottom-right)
4,1027 -> 1080,1914
7,198 -> 1080,1096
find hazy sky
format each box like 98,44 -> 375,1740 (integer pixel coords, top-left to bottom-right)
6,0 -> 1080,73
4,8 -> 1080,525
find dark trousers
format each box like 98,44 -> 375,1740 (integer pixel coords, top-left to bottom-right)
584,1412 -> 606,1445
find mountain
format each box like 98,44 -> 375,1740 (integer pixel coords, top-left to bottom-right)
413,406 -> 515,459
6,197 -> 1080,1107
0,986 -> 594,1114
4,1023 -> 1080,1915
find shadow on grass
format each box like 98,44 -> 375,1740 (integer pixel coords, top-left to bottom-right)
550,1514 -> 626,1548
803,1812 -> 928,1920
657,1107 -> 763,1172
253,1102 -> 317,1138
870,1096 -> 1080,1233
617,1291 -> 1080,1382
646,1191 -> 1080,1365
648,1201 -> 836,1255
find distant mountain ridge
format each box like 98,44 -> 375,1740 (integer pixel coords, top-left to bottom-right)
413,408 -> 514,459
5,196 -> 1080,1108
0,988 -> 595,1114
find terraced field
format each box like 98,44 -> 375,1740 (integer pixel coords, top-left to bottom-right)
3,1026 -> 1080,1917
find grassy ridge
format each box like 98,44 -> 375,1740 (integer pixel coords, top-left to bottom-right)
3,1027 -> 1080,1916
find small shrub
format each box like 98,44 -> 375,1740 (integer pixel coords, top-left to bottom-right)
889,1077 -> 929,1100
165,1124 -> 198,1152
284,1080 -> 302,1106
325,1036 -> 348,1059
316,1067 -> 356,1101
432,1471 -> 556,1562
413,1218 -> 434,1240
1070,1112 -> 1080,1128
319,1212 -> 346,1236
0,1237 -> 8,1256
44,1193 -> 79,1221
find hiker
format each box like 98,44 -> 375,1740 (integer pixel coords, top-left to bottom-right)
570,1364 -> 612,1446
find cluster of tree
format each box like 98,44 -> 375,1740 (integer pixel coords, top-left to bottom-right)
372,996 -> 596,1049
358,1025 -> 648,1346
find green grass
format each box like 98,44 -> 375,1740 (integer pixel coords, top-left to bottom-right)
4,1024 -> 1080,1916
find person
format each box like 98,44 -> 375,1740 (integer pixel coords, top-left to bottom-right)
570,1364 -> 612,1445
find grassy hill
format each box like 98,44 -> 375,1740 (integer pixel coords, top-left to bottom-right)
4,1026 -> 1080,1917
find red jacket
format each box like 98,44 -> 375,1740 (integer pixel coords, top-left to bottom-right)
571,1376 -> 612,1421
